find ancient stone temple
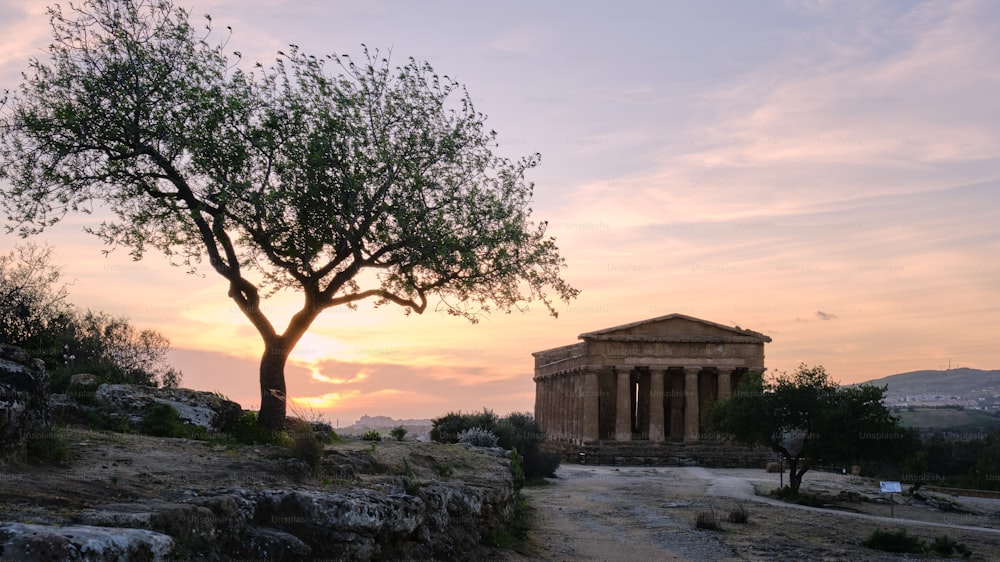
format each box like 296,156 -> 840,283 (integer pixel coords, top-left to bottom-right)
533,314 -> 771,450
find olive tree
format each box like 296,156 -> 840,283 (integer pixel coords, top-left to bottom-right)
708,365 -> 920,494
0,0 -> 578,428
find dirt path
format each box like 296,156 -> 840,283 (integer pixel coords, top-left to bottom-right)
507,465 -> 1000,561
511,466 -> 739,561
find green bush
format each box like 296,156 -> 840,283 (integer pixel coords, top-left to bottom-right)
458,427 -> 498,447
289,431 -> 323,473
430,411 -> 469,443
431,410 -> 559,480
509,449 -> 525,489
141,403 -> 190,438
862,528 -> 925,554
25,423 -> 69,465
390,425 -> 407,441
928,535 -> 971,558
362,429 -> 382,442
224,410 -> 286,445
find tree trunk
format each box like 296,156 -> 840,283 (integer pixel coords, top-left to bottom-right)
257,345 -> 288,430
787,457 -> 803,494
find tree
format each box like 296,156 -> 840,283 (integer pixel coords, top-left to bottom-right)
0,242 -> 73,355
64,309 -> 182,388
0,243 -> 181,387
0,0 -> 578,428
708,364 -> 920,494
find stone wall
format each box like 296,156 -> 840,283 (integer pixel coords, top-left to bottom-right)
0,344 -> 50,462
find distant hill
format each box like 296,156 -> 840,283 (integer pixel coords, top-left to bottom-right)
893,407 -> 1000,435
348,415 -> 433,430
859,368 -> 1000,409
857,368 -> 1000,435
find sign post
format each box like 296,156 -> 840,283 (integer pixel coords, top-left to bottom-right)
880,481 -> 901,518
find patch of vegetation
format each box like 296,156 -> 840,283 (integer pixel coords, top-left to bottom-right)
484,495 -> 534,552
402,477 -> 421,496
458,427 -> 498,448
694,509 -> 721,531
435,460 -> 455,478
362,429 -> 383,442
25,423 -> 69,465
727,502 -> 750,524
861,528 -> 925,554
769,486 -> 826,507
509,449 -> 525,490
389,425 -> 407,441
391,457 -> 417,479
140,403 -> 207,439
928,535 -> 972,558
288,429 -> 324,474
430,410 -> 560,480
221,410 -> 288,446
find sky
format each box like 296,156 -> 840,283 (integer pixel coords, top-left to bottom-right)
1,0 -> 998,425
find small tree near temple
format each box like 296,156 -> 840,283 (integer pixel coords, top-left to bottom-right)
707,364 -> 920,494
0,0 -> 578,429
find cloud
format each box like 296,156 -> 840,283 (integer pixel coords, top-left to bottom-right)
815,311 -> 838,321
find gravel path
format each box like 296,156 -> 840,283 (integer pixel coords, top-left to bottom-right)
505,465 -> 1000,561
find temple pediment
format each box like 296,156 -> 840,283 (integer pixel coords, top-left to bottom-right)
578,314 -> 771,344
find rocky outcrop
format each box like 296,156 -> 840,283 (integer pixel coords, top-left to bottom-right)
61,475 -> 515,561
0,344 -> 50,461
95,383 -> 241,431
0,522 -> 173,561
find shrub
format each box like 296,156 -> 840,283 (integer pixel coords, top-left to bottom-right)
928,535 -> 971,558
727,502 -> 750,524
436,461 -> 455,477
431,411 -> 475,443
141,403 -> 189,438
224,410 -> 286,446
509,448 -> 525,489
458,427 -> 498,448
25,423 -> 69,465
390,425 -> 408,441
431,408 -> 498,443
769,486 -> 825,507
695,510 -> 721,531
288,429 -> 324,473
362,429 -> 382,442
862,528 -> 925,554
430,410 -> 559,479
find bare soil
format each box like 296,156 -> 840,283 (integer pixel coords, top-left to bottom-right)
508,465 -> 1000,561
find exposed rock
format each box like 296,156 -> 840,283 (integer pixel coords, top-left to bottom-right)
0,522 -> 173,561
0,344 -> 50,461
48,393 -> 87,424
69,373 -> 99,388
95,384 -> 241,431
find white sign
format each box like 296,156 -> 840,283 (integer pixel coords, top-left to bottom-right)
880,481 -> 902,493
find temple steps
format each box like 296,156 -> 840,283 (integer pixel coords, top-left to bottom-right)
540,439 -> 774,468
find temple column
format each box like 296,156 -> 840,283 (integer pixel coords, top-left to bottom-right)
534,379 -> 543,432
564,375 -> 572,441
574,373 -> 585,444
568,372 -> 580,444
615,367 -> 632,441
557,376 -> 566,440
649,369 -> 665,442
582,370 -> 599,443
684,367 -> 701,443
717,367 -> 734,401
669,371 -> 684,440
539,377 -> 552,439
